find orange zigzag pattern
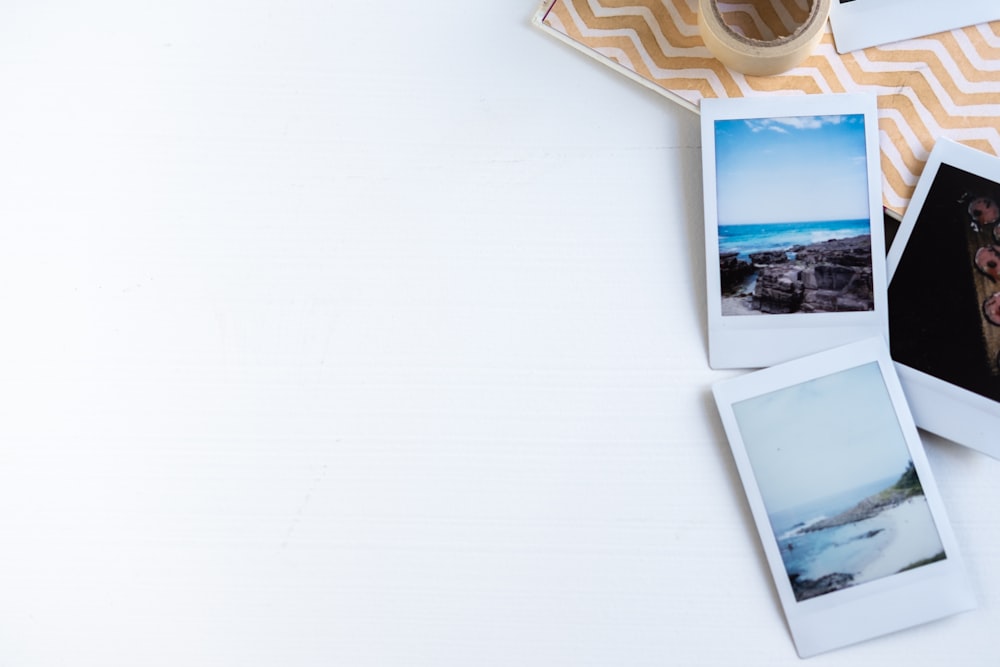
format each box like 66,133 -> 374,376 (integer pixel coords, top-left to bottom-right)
541,0 -> 1000,214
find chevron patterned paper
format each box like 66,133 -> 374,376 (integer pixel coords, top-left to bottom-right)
535,0 -> 1000,217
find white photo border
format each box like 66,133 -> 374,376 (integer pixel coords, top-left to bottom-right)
701,94 -> 889,369
886,138 -> 1000,460
712,337 -> 975,658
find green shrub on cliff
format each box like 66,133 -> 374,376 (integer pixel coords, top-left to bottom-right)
890,461 -> 923,497
872,461 -> 923,504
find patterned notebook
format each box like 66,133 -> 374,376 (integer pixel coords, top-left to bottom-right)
534,0 -> 1000,218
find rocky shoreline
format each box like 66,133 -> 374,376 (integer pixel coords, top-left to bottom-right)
806,460 -> 925,534
802,489 -> 913,533
720,235 -> 874,314
787,496 -> 943,602
788,491 -> 914,601
786,462 -> 930,601
789,572 -> 855,601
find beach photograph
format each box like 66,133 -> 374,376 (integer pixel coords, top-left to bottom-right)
731,362 -> 946,602
714,113 -> 874,316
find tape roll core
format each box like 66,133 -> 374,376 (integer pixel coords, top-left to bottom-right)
697,0 -> 831,77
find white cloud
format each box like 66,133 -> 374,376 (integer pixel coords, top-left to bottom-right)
747,115 -> 852,131
745,119 -> 789,133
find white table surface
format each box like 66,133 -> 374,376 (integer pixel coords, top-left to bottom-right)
1,2 -> 998,665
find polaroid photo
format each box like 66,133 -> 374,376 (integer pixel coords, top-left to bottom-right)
713,337 -> 976,658
829,0 -> 1000,55
701,93 -> 888,369
886,138 -> 1000,460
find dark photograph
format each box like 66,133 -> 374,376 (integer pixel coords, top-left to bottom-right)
889,162 -> 1000,401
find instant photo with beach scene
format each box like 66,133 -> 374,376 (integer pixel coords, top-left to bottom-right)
731,362 -> 946,602
714,114 -> 875,316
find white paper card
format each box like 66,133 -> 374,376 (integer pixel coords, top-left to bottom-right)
829,0 -> 1000,55
701,94 -> 888,369
713,338 -> 975,658
886,138 -> 1000,459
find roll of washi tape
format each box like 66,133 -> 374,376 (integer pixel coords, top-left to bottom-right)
697,0 -> 831,77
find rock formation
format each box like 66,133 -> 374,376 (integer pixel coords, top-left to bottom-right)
789,572 -> 855,601
750,235 -> 874,314
719,250 -> 753,293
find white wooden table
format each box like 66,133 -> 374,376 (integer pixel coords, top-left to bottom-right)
0,2 -> 997,665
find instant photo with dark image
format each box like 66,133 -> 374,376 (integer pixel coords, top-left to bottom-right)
714,114 -> 875,316
731,362 -> 946,602
889,162 -> 1000,401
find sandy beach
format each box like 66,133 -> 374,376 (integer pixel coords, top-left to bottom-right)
853,496 -> 945,584
785,493 -> 946,601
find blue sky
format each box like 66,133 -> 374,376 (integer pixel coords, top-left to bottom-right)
714,114 -> 870,225
731,363 -> 912,514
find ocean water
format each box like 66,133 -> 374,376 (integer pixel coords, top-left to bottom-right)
718,219 -> 870,260
769,474 -> 897,583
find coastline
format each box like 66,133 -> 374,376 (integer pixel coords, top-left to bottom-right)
787,494 -> 945,600
719,234 -> 873,315
786,461 -> 944,601
804,487 -> 915,532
